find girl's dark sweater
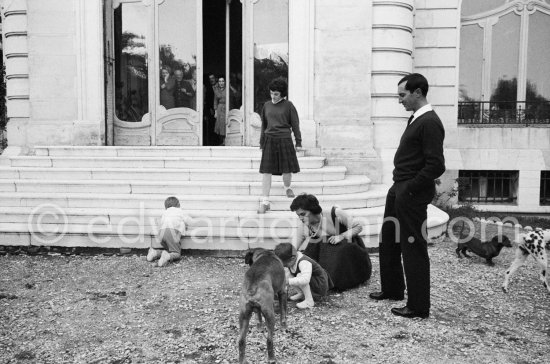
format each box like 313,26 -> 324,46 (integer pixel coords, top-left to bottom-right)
260,99 -> 302,148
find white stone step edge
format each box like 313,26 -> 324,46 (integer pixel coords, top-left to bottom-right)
0,165 -> 347,181
33,145 -> 307,158
9,156 -> 325,169
0,206 -> 448,250
0,175 -> 371,195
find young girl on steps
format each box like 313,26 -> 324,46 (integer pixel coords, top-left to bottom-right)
257,78 -> 302,214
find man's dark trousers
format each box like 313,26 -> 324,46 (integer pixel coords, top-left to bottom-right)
379,180 -> 434,314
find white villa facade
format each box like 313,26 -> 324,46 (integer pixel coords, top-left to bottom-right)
0,0 -> 549,249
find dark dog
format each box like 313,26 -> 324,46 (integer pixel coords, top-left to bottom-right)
456,235 -> 512,266
239,248 -> 288,364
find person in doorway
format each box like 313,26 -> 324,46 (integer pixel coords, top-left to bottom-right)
159,67 -> 175,109
370,73 -> 445,319
174,69 -> 193,108
257,77 -> 302,214
203,73 -> 218,145
213,76 -> 227,145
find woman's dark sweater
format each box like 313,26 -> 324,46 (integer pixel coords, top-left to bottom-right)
260,99 -> 302,148
392,110 -> 445,192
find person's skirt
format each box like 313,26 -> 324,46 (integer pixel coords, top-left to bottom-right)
214,104 -> 226,136
303,237 -> 372,291
259,136 -> 300,175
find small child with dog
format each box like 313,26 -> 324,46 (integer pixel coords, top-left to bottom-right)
147,196 -> 192,267
274,242 -> 332,309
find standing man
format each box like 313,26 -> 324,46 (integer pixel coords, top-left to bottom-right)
203,73 -> 218,145
370,73 -> 445,319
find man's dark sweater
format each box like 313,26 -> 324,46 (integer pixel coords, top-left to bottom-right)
393,110 -> 445,193
260,99 -> 302,148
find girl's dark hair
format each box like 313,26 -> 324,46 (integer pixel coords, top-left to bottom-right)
164,196 -> 180,209
274,243 -> 294,264
290,193 -> 322,215
268,77 -> 288,97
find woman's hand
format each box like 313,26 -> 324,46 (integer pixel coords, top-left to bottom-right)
327,235 -> 345,244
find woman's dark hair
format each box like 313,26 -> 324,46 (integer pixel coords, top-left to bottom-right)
164,196 -> 180,209
398,73 -> 429,97
290,193 -> 322,215
274,243 -> 294,264
268,77 -> 288,97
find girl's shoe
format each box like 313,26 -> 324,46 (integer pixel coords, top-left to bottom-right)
257,200 -> 270,214
285,187 -> 295,198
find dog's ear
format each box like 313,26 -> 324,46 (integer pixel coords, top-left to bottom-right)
244,250 -> 254,266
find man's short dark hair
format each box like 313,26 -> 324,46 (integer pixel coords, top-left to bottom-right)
290,193 -> 322,215
164,196 -> 180,209
268,77 -> 288,97
398,73 -> 429,97
274,243 -> 294,264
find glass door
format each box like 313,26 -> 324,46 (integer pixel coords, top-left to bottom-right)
242,0 -> 289,147
155,0 -> 202,145
109,0 -> 202,146
111,0 -> 152,146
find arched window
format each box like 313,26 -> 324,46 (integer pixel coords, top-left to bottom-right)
458,0 -> 550,124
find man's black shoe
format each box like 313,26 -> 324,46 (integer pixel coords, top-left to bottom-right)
391,306 -> 429,319
369,291 -> 404,301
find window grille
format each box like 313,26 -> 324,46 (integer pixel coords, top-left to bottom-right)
458,170 -> 518,204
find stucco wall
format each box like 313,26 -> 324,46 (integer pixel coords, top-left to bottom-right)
314,0 -> 380,179
413,0 -> 550,212
3,0 -> 104,150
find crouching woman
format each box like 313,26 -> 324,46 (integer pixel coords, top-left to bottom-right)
274,243 -> 332,309
290,193 -> 372,291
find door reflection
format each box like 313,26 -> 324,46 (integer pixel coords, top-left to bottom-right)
114,3 -> 149,122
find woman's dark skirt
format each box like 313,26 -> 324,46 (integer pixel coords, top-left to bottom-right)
303,237 -> 372,291
259,136 -> 300,176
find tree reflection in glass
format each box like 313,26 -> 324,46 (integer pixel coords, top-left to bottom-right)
114,3 -> 149,122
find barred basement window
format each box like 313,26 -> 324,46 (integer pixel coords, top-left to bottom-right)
458,170 -> 518,204
541,171 -> 550,206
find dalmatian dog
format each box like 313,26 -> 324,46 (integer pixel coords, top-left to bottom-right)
502,229 -> 550,293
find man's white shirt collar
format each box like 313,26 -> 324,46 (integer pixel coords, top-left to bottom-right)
410,104 -> 433,125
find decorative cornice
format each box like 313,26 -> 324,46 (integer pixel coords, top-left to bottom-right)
372,24 -> 413,33
4,53 -> 28,59
3,10 -> 26,16
371,70 -> 410,76
4,31 -> 27,38
372,1 -> 414,12
6,74 -> 29,80
372,47 -> 413,55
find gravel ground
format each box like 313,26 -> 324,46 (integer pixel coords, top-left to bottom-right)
1,225 -> 549,364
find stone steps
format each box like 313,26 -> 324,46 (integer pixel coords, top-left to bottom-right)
33,145 -> 307,158
0,146 -> 449,251
8,156 -> 325,169
0,188 -> 388,210
0,175 -> 371,196
0,204 -> 449,250
0,166 -> 347,181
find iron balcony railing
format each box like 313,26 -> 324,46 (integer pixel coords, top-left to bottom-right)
458,101 -> 550,125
